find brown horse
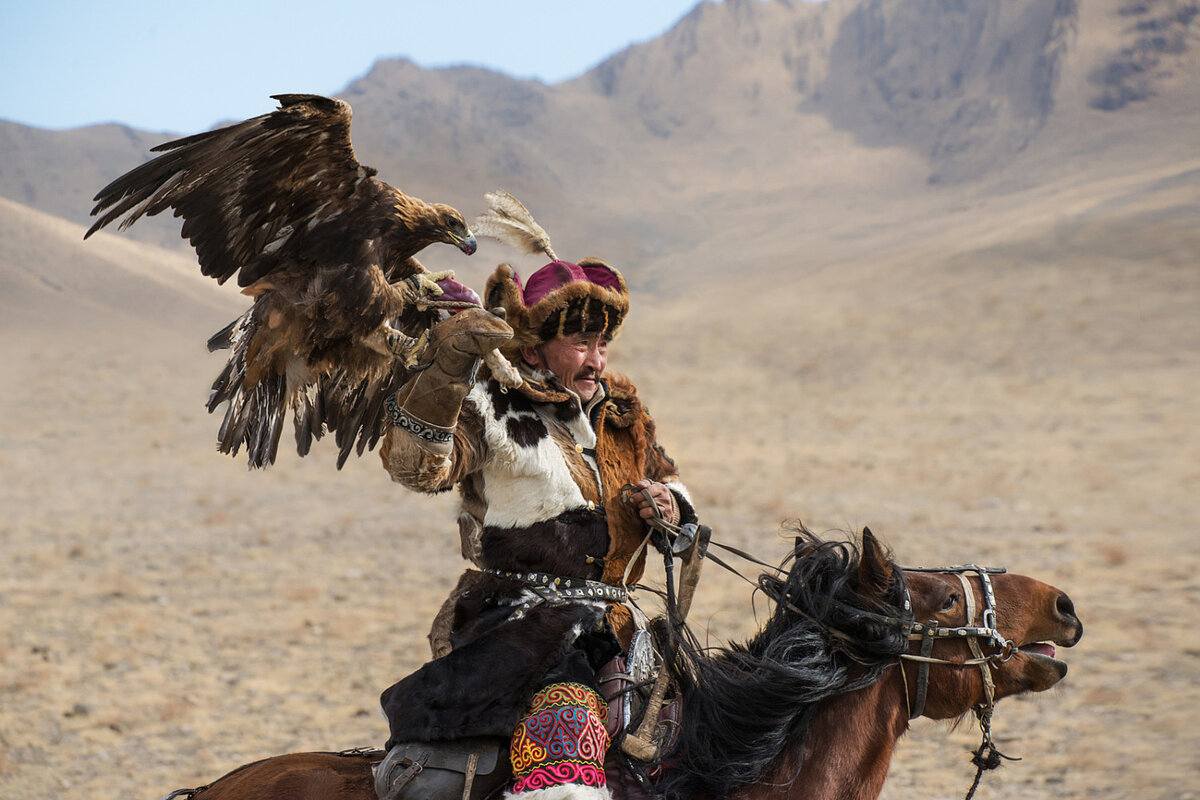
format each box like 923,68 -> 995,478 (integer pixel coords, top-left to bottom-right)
160,529 -> 1082,800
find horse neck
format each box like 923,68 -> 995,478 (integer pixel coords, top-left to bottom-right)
733,667 -> 910,800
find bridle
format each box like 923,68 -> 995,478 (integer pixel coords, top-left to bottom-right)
883,564 -> 1022,800
895,564 -> 1015,720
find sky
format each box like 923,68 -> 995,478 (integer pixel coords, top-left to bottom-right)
0,0 -> 704,134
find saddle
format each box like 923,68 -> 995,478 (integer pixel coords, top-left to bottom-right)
597,625 -> 681,755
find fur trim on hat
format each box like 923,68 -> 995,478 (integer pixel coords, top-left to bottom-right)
484,259 -> 629,355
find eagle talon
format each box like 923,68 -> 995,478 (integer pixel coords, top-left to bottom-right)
403,271 -> 457,312
382,325 -> 429,369
405,271 -> 453,300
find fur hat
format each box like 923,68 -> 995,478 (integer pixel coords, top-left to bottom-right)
484,258 -> 629,354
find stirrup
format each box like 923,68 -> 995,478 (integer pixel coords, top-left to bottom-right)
375,746 -> 429,800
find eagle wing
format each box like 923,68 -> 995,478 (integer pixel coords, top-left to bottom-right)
86,94 -> 480,468
87,93 -> 407,287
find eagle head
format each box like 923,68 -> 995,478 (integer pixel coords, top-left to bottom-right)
430,204 -> 478,255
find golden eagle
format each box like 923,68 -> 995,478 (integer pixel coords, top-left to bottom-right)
86,93 -> 483,468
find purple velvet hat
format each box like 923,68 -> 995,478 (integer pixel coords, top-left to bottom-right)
484,258 -> 629,353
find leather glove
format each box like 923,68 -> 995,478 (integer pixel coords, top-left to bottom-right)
425,307 -> 515,378
387,309 -> 513,453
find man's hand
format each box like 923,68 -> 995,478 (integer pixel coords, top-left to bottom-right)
629,478 -> 680,526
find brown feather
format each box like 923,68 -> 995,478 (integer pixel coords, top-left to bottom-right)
472,190 -> 556,260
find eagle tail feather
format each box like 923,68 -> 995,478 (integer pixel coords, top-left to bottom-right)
245,373 -> 286,469
214,389 -> 250,458
356,366 -> 404,459
333,379 -> 370,470
293,383 -> 327,458
204,310 -> 293,469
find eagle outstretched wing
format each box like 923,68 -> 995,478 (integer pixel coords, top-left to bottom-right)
86,94 -> 481,468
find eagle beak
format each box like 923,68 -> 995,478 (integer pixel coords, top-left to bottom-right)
456,231 -> 478,256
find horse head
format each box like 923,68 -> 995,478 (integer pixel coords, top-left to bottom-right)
887,529 -> 1083,721
662,526 -> 1084,800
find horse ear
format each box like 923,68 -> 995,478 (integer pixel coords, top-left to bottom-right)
791,521 -> 819,557
858,527 -> 894,600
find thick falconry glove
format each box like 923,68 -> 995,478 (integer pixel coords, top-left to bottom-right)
386,308 -> 514,455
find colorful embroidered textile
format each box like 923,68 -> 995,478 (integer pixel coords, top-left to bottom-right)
510,682 -> 610,793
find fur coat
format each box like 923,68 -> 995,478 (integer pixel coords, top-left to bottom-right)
378,369 -> 695,745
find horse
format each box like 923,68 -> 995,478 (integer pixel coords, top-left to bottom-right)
157,528 -> 1082,800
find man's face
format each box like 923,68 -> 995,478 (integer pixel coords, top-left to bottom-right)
523,332 -> 609,402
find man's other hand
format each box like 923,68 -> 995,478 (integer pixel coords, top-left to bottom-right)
629,478 -> 680,526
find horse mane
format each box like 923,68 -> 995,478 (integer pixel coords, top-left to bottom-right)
657,526 -> 910,800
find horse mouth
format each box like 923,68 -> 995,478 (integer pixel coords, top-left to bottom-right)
1021,642 -> 1056,659
1019,642 -> 1067,676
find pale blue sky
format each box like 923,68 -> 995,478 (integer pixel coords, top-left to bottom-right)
0,0 -> 704,133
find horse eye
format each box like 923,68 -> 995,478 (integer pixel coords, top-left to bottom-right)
939,593 -> 958,612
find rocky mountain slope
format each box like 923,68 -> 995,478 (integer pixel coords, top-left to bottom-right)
3,0 -> 1197,272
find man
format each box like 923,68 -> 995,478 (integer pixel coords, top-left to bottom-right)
376,257 -> 696,800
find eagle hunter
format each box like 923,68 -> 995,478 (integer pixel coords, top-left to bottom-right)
86,94 -> 486,468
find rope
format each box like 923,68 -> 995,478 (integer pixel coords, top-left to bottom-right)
963,713 -> 1020,800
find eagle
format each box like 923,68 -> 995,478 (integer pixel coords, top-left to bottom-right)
85,93 -> 489,468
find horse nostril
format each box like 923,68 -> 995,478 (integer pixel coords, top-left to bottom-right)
1056,593 -> 1076,620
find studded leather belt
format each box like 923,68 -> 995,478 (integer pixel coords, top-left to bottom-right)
484,569 -> 628,621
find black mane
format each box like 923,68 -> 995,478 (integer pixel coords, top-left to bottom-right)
657,528 -> 909,800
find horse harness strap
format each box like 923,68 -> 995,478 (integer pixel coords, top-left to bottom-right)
898,565 -> 1015,721
896,565 -> 1021,800
908,623 -> 938,719
377,750 -> 427,800
957,572 -> 998,712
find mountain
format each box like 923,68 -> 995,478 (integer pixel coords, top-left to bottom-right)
0,121 -> 179,249
0,196 -> 240,335
4,0 -> 1198,273
2,0 -> 1198,400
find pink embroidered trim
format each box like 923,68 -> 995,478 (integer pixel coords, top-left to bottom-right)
511,683 -> 609,792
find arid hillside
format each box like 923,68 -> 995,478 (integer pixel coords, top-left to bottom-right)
1,1 -> 1198,799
